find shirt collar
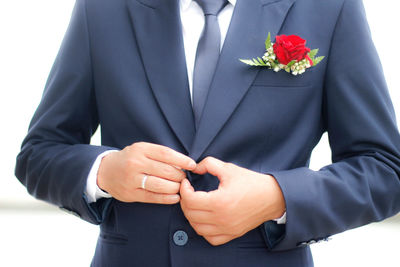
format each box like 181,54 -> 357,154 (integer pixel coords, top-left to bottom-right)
180,0 -> 236,12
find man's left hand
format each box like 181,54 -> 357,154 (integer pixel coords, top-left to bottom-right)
180,157 -> 286,246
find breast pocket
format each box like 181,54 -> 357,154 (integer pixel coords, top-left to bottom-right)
252,66 -> 316,88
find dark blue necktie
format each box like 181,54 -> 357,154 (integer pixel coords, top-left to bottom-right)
192,0 -> 228,128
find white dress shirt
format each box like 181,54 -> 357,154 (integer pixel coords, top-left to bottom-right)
85,0 -> 286,224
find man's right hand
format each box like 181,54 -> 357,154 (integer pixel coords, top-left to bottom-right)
97,142 -> 196,204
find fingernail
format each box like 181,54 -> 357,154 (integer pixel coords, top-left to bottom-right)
183,179 -> 191,188
188,160 -> 196,169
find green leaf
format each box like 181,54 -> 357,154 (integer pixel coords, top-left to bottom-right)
239,59 -> 255,65
257,57 -> 265,65
240,59 -> 258,66
313,56 -> 325,66
253,58 -> 261,65
265,32 -> 272,50
284,67 -> 290,73
286,60 -> 297,68
239,58 -> 269,66
308,49 -> 319,59
270,60 -> 277,68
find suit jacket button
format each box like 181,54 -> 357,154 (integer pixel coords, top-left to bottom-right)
173,230 -> 188,246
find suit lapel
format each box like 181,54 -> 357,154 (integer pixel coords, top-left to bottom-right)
126,0 -> 195,153
190,0 -> 296,161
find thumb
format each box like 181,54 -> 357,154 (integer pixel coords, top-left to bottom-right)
193,157 -> 227,183
180,178 -> 194,199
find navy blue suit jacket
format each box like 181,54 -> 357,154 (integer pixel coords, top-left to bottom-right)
16,0 -> 400,266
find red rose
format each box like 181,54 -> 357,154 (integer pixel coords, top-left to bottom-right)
273,34 -> 311,65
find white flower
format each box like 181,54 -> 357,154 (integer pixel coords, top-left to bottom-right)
274,66 -> 280,72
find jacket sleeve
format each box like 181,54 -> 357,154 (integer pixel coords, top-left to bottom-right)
15,0 -> 117,224
265,0 -> 400,250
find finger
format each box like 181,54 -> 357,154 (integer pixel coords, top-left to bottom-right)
143,159 -> 186,182
180,179 -> 213,211
193,157 -> 227,179
204,235 -> 234,246
142,143 -> 196,170
135,189 -> 180,204
191,223 -> 221,236
143,175 -> 181,194
181,202 -> 214,223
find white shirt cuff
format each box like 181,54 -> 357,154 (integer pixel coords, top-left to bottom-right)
273,211 -> 287,224
85,150 -> 117,203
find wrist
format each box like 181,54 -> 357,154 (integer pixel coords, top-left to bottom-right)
262,174 -> 286,221
86,150 -> 116,203
97,152 -> 115,193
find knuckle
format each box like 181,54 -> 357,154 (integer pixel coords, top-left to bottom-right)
195,228 -> 206,236
172,182 -> 181,193
152,179 -> 164,192
191,223 -> 204,234
162,166 -> 177,178
158,147 -> 170,159
161,194 -> 173,203
136,141 -> 146,147
122,146 -> 131,155
224,224 -> 236,234
178,172 -> 187,182
214,215 -> 226,226
120,190 -> 137,203
180,170 -> 187,179
208,237 -> 219,246
166,182 -> 179,194
143,190 -> 154,201
225,162 -> 235,169
132,142 -> 145,151
172,171 -> 185,182
123,144 -> 134,152
204,156 -> 213,164
130,142 -> 139,151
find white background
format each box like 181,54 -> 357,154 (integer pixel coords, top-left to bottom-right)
0,0 -> 399,266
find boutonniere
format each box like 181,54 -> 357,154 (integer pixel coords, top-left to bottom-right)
240,33 -> 324,75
